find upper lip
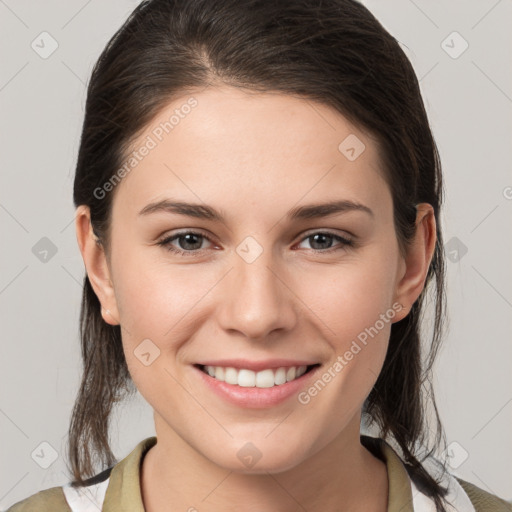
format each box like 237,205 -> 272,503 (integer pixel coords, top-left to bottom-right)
194,359 -> 320,372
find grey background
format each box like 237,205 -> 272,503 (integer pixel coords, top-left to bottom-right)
1,0 -> 511,508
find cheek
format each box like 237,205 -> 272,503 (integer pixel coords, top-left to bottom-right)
112,246 -> 205,333
299,251 -> 398,343
294,251 -> 398,399
294,272 -> 395,432
110,252 -> 227,387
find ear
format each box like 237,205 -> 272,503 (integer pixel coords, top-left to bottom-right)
392,203 -> 437,322
75,205 -> 120,326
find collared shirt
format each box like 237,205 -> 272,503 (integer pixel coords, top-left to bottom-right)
6,436 -> 511,511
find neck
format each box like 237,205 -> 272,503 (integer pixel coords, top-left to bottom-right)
141,414 -> 388,512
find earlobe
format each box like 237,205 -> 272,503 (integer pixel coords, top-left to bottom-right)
392,203 -> 437,322
75,205 -> 120,326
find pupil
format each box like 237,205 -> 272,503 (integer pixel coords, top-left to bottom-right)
181,234 -> 201,250
311,233 -> 331,250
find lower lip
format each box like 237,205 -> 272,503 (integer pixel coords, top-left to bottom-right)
193,365 -> 321,409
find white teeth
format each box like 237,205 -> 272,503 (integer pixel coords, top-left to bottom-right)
255,369 -> 275,388
297,365 -> 307,378
238,369 -> 255,387
202,365 -> 311,388
274,367 -> 287,385
214,367 -> 225,381
224,367 -> 238,385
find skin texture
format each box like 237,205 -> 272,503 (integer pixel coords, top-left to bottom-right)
75,85 -> 436,512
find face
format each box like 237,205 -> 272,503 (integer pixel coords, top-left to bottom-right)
82,85 -> 419,473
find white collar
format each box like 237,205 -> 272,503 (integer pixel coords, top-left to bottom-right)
409,459 -> 476,511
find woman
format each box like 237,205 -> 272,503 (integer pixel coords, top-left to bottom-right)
8,0 -> 511,510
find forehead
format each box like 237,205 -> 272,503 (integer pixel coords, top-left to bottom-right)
111,86 -> 389,223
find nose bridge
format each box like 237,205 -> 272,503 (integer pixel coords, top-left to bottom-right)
217,237 -> 296,339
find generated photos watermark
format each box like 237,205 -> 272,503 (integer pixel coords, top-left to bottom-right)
297,302 -> 403,405
93,96 -> 198,200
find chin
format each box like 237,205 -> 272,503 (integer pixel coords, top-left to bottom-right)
205,442 -> 310,475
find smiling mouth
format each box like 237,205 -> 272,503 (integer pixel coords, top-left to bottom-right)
195,364 -> 320,388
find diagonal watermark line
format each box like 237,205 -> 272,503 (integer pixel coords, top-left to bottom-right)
471,0 -> 503,30
265,266 -> 337,336
408,0 -> 439,29
396,488 -> 415,512
472,61 -> 512,104
0,408 -> 29,438
265,472 -> 309,511
267,163 -> 337,234
58,470 -> 102,511
471,266 -> 512,308
61,0 -> 93,29
163,162 -> 234,235
163,267 -> 234,337
61,60 -> 85,85
471,397 -> 512,439
470,471 -> 498,496
60,213 -> 77,234
470,204 -> 499,233
304,100 -> 336,131
0,62 -> 29,92
0,265 -> 29,295
0,472 -> 29,503
200,470 -> 233,502
0,0 -> 29,28
264,410 -> 294,438
163,367 -> 233,438
419,62 -> 439,82
0,204 -> 29,233
61,265 -> 84,288
119,322 -> 132,337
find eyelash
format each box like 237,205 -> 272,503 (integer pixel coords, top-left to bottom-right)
156,230 -> 354,257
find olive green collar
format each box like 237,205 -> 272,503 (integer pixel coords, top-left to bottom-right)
102,436 -> 156,511
102,435 -> 415,512
361,435 -> 415,512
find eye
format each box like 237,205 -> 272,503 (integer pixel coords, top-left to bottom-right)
156,229 -> 354,257
295,231 -> 354,252
157,231 -> 215,256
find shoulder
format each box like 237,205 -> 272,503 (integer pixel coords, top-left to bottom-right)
6,436 -> 156,512
5,486 -> 71,512
456,477 -> 512,512
6,468 -> 112,512
362,435 -> 512,512
5,463 -> 113,511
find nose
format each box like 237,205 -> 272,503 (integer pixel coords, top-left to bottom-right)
216,248 -> 298,341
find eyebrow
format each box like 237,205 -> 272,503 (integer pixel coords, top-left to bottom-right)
138,198 -> 374,222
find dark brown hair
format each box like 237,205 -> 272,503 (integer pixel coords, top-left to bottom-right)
69,0 -> 448,508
